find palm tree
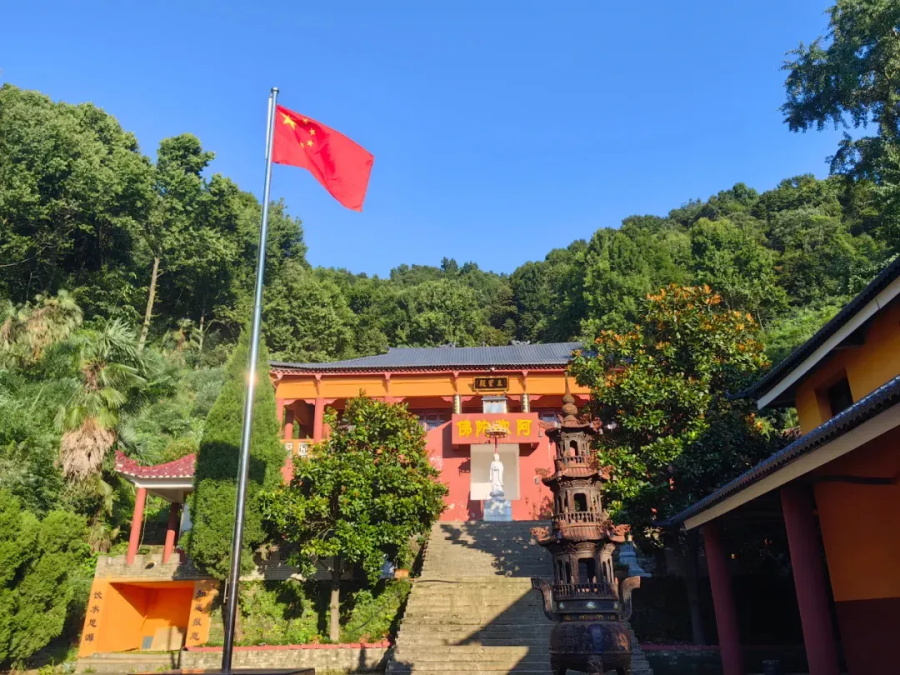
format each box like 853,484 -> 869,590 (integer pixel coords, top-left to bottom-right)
0,290 -> 83,366
55,319 -> 146,480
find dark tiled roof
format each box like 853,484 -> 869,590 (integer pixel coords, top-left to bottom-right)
115,450 -> 196,480
664,373 -> 900,527
271,342 -> 583,372
744,257 -> 900,402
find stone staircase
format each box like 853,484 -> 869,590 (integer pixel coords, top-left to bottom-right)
388,521 -> 652,675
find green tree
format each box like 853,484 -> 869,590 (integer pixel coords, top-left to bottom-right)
55,319 -> 147,480
770,208 -> 875,305
136,134 -> 216,350
389,279 -> 488,347
689,218 -> 787,324
263,396 -> 447,642
0,370 -> 71,516
570,285 -> 778,645
0,490 -> 91,667
0,84 -> 154,317
185,330 -> 285,579
510,260 -> 556,342
578,229 -> 658,335
570,285 -> 776,529
264,263 -> 355,362
783,0 -> 900,180
0,290 -> 83,368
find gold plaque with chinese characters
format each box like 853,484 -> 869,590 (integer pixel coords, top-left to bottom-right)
474,376 -> 509,391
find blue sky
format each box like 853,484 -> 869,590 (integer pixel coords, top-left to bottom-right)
1,1 -> 842,276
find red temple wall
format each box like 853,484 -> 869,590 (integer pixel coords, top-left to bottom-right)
425,423 -> 555,522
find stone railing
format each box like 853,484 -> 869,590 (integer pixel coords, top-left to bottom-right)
94,553 -> 206,580
93,550 -> 355,583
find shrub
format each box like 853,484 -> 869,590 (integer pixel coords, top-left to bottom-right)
0,490 -> 92,666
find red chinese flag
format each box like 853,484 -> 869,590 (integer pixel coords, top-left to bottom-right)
272,105 -> 374,211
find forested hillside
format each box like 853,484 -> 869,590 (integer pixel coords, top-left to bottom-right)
2,80 -> 896,532
1,82 -> 893,368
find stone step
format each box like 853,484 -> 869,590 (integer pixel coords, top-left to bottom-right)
401,609 -> 546,619
409,589 -> 543,607
388,668 -> 554,675
389,663 -> 552,673
418,572 -> 548,579
402,603 -> 546,612
389,521 -> 651,675
403,608 -> 545,618
397,622 -> 550,633
395,646 -> 548,657
76,652 -> 179,674
406,598 -> 542,614
398,637 -> 550,647
405,588 -> 542,597
397,629 -> 550,641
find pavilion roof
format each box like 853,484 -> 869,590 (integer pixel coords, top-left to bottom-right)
272,342 -> 583,373
115,450 -> 196,480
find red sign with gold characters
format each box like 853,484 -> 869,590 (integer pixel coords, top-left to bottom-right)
451,412 -> 541,445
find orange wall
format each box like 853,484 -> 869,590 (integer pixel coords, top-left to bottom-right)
141,586 -> 193,639
794,299 -> 900,433
814,424 -> 900,603
275,369 -> 589,403
185,580 -> 219,647
79,580 -> 202,656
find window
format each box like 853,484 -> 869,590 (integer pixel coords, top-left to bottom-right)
538,410 -> 559,426
578,558 -> 597,584
573,493 -> 588,512
482,396 -> 508,414
827,378 -> 853,417
416,411 -> 450,430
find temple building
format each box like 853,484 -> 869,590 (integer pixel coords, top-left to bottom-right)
78,342 -> 588,658
668,258 -> 900,675
272,342 -> 589,521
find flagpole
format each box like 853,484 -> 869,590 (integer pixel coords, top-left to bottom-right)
221,86 -> 279,673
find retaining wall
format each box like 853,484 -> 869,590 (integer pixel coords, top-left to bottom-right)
182,641 -> 390,673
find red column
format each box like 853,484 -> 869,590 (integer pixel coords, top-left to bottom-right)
313,398 -> 325,442
126,487 -> 147,565
162,502 -> 181,564
781,484 -> 840,675
704,521 -> 744,675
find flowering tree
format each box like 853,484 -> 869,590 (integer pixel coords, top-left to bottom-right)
571,285 -> 780,643
570,284 -> 776,532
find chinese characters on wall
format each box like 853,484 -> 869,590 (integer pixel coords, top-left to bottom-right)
451,413 -> 541,444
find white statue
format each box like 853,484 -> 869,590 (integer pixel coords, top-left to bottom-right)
489,452 -> 504,497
